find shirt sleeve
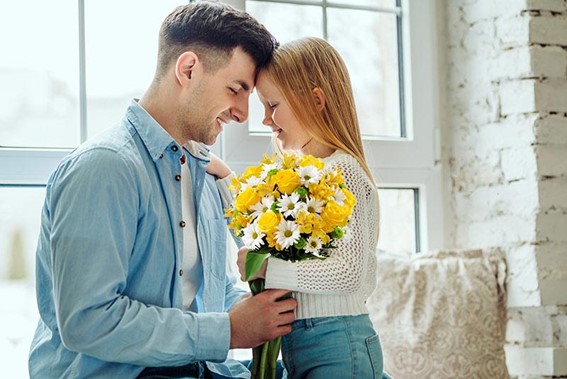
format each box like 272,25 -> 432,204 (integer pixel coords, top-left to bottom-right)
49,148 -> 230,366
265,154 -> 379,295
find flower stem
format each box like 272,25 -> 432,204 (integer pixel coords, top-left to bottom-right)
267,337 -> 282,379
257,342 -> 269,379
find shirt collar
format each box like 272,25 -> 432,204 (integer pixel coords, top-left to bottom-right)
126,99 -> 178,162
183,140 -> 211,163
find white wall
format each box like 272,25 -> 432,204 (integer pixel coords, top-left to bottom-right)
439,0 -> 567,377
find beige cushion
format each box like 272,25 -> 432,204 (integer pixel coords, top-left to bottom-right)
367,249 -> 509,378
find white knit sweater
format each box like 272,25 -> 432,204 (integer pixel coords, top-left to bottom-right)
217,150 -> 380,320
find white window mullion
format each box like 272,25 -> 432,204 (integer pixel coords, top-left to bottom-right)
0,149 -> 70,186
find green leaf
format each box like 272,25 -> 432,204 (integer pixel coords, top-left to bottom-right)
249,278 -> 265,295
294,187 -> 308,197
245,251 -> 270,281
294,237 -> 307,250
267,168 -> 278,177
271,202 -> 280,213
330,227 -> 344,239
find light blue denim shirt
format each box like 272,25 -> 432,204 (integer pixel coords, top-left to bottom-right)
29,100 -> 248,378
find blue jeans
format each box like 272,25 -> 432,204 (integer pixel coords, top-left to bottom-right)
137,360 -> 286,378
281,314 -> 384,379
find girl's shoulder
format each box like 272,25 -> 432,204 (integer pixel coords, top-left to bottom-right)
323,150 -> 376,190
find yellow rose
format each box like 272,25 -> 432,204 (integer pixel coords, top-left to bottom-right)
257,211 -> 281,234
235,187 -> 260,213
300,155 -> 325,170
321,201 -> 350,231
273,169 -> 300,194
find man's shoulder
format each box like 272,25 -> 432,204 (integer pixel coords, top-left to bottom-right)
51,123 -> 145,184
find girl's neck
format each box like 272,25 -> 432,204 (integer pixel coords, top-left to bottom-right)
300,138 -> 336,158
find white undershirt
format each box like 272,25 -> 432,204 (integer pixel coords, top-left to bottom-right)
180,158 -> 202,311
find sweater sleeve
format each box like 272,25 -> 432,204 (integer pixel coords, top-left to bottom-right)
265,153 -> 380,295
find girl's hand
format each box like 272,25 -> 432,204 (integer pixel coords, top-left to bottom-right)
237,246 -> 267,282
206,152 -> 232,179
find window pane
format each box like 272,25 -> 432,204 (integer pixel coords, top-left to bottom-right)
378,188 -> 417,255
346,0 -> 397,7
0,186 -> 44,378
327,9 -> 401,138
0,1 -> 79,148
84,0 -> 182,139
246,2 -> 323,134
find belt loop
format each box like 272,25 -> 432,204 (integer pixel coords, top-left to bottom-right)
305,318 -> 314,329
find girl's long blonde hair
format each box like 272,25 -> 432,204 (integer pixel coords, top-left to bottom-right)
265,37 -> 375,185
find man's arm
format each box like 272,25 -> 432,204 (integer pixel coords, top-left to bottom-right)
50,149 -> 230,366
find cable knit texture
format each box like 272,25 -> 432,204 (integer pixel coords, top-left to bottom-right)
265,150 -> 380,319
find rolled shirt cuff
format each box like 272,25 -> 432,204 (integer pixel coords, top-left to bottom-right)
192,312 -> 231,362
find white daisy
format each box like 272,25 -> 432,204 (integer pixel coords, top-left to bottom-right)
245,176 -> 263,187
242,222 -> 265,250
279,193 -> 304,218
332,188 -> 347,205
305,196 -> 324,214
250,196 -> 275,219
304,236 -> 323,255
275,220 -> 301,249
261,163 -> 278,179
298,165 -> 321,186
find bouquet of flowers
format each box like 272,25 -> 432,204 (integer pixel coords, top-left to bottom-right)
226,152 -> 356,379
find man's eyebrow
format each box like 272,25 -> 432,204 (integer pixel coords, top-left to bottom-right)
236,80 -> 251,92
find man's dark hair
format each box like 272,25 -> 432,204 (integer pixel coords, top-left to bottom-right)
156,1 -> 278,77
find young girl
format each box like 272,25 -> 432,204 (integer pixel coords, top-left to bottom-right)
209,37 -> 383,378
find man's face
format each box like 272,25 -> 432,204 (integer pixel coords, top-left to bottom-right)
178,46 -> 256,146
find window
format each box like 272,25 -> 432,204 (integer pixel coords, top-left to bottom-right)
0,1 -> 189,376
0,0 -> 441,374
220,0 -> 443,254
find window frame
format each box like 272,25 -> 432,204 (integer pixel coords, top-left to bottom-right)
219,0 -> 444,251
0,0 -> 443,252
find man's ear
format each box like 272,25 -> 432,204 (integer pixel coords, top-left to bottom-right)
312,87 -> 326,112
175,51 -> 199,85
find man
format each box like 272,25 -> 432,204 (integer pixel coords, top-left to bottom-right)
28,2 -> 296,378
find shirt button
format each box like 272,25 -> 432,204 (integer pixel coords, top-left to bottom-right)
179,220 -> 186,228
179,269 -> 183,276
172,145 -> 179,152
175,174 -> 181,181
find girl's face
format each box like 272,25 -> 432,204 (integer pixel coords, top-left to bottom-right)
255,70 -> 312,151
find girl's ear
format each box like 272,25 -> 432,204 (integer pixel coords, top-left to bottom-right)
175,51 -> 199,85
312,87 -> 326,112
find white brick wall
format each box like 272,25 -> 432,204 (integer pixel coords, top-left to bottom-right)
442,0 -> 567,377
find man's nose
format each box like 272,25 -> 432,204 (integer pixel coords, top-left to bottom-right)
231,97 -> 249,123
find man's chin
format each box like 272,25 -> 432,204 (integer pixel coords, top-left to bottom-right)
204,135 -> 218,146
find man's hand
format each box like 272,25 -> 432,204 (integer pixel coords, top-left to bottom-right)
229,289 -> 296,348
